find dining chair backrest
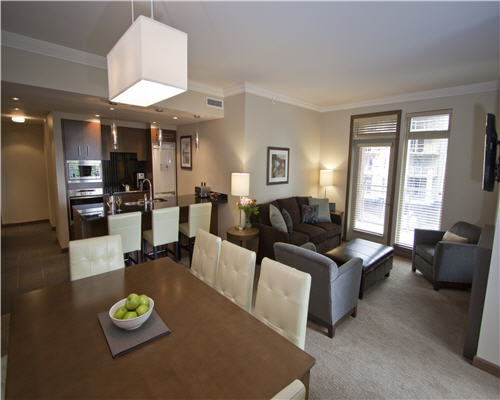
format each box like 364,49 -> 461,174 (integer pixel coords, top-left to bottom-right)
107,212 -> 142,253
69,235 -> 124,281
215,240 -> 256,312
271,380 -> 306,400
187,202 -> 212,238
254,257 -> 311,350
152,207 -> 180,246
191,228 -> 221,288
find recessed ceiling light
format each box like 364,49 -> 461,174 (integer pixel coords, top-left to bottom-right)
155,108 -> 163,113
13,107 -> 20,111
109,107 -> 115,111
172,116 -> 178,120
194,114 -> 200,119
12,116 -> 25,123
95,114 -> 100,117
11,97 -> 20,101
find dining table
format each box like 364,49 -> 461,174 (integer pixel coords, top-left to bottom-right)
5,257 -> 315,399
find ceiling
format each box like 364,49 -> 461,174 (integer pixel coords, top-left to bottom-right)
1,1 -> 499,107
1,81 -> 209,126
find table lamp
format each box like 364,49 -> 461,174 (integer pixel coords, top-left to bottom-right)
231,173 -> 250,231
319,169 -> 334,198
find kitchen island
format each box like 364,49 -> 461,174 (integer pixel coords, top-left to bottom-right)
72,194 -> 227,240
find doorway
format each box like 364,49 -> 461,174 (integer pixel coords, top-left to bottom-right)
346,111 -> 401,244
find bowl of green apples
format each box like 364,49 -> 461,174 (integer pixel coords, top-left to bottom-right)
109,293 -> 154,330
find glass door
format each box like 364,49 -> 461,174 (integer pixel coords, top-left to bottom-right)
346,111 -> 401,245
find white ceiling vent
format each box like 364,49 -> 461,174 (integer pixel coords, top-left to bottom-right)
206,97 -> 224,110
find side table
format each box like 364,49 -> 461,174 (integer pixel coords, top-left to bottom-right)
227,226 -> 260,249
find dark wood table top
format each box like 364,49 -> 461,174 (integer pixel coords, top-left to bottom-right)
6,258 -> 315,399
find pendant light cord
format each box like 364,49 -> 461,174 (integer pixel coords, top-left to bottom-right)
131,0 -> 134,23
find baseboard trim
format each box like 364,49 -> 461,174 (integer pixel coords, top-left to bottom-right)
1,219 -> 49,227
473,356 -> 500,378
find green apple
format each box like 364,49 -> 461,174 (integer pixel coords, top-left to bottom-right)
136,304 -> 149,316
138,294 -> 149,307
126,293 -> 140,310
113,306 -> 128,319
123,311 -> 138,319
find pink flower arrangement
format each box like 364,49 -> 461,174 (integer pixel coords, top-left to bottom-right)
237,197 -> 259,216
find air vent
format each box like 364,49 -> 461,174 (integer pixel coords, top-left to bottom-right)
206,97 -> 224,109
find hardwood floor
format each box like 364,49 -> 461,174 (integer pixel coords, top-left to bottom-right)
1,222 -> 70,315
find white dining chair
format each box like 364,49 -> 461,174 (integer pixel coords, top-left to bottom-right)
179,202 -> 212,264
271,380 -> 306,400
215,240 -> 256,312
69,235 -> 124,281
143,206 -> 180,260
191,228 -> 221,288
253,257 -> 311,350
108,211 -> 142,264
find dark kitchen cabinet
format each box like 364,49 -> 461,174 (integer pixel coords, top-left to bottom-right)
62,119 -> 102,160
101,125 -> 149,161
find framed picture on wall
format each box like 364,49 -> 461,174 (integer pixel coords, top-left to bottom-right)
266,147 -> 290,185
180,136 -> 192,170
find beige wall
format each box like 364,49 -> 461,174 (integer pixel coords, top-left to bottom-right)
243,93 -> 321,203
177,94 -> 246,238
320,90 -> 499,234
1,120 -> 49,224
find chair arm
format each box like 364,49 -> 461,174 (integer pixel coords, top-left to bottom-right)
414,229 -> 445,246
434,241 -> 478,283
335,256 -> 363,279
330,213 -> 342,226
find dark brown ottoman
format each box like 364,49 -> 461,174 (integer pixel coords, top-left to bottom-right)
324,238 -> 393,299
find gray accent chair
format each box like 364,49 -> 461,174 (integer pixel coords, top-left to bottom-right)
412,221 -> 482,290
274,242 -> 363,338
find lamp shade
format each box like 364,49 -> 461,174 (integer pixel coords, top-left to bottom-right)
319,169 -> 334,187
231,173 -> 250,197
107,15 -> 187,107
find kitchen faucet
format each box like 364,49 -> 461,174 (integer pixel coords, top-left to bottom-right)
140,178 -> 153,203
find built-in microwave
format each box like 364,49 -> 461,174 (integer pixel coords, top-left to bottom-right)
66,160 -> 102,183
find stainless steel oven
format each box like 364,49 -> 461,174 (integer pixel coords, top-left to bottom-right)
66,160 -> 102,183
68,188 -> 104,224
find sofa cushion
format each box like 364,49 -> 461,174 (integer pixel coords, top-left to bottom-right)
316,222 -> 341,238
449,222 -> 481,244
289,231 -> 309,246
301,204 -> 319,224
269,204 -> 287,233
442,230 -> 468,243
414,244 -> 435,265
277,197 -> 301,225
294,223 -> 329,245
254,201 -> 279,226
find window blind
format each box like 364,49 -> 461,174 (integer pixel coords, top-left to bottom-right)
395,112 -> 451,248
352,114 -> 399,138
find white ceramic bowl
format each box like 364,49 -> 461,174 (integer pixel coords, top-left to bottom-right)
108,297 -> 154,330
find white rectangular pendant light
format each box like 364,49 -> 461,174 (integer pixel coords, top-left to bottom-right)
107,15 -> 187,107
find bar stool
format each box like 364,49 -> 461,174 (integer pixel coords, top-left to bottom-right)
179,202 -> 212,265
108,212 -> 142,264
143,207 -> 180,260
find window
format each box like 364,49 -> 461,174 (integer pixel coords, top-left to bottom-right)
395,111 -> 451,248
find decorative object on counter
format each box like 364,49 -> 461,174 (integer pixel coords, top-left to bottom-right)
231,173 -> 250,231
106,1 -> 187,107
106,195 -> 116,213
200,182 -> 210,198
180,136 -> 192,169
115,196 -> 123,212
267,147 -> 290,185
319,169 -> 334,198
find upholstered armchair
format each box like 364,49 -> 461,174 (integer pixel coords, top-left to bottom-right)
412,221 -> 482,290
274,242 -> 362,338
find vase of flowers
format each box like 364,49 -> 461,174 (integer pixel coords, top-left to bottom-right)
237,197 -> 259,229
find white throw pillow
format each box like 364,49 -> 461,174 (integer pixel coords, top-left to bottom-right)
269,204 -> 288,233
308,197 -> 330,223
442,231 -> 468,243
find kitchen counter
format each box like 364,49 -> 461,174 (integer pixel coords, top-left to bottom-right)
71,194 -> 227,240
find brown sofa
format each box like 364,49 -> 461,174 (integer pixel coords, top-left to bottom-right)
251,196 -> 342,263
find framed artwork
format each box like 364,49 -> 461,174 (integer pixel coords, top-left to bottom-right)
266,147 -> 290,185
180,135 -> 192,170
